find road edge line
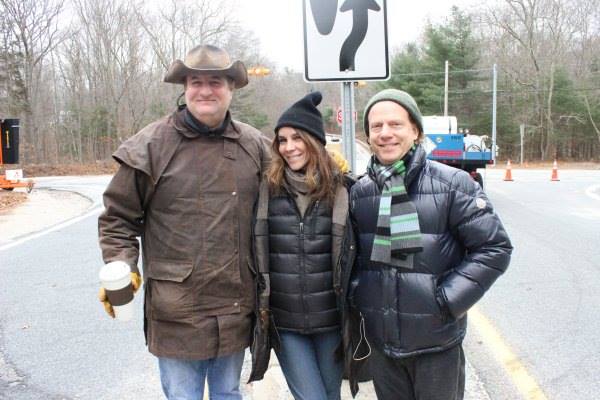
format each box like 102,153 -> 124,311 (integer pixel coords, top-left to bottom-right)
469,306 -> 548,400
0,206 -> 103,252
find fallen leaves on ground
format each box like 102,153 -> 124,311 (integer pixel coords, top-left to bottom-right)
21,161 -> 119,176
0,191 -> 27,213
1,161 -> 119,178
503,161 -> 600,170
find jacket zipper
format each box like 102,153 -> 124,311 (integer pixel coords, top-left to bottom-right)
290,196 -> 318,331
299,220 -> 308,329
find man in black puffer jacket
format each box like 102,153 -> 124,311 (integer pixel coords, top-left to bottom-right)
349,89 -> 512,400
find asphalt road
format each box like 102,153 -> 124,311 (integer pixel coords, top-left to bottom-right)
1,167 -> 599,399
465,168 -> 600,400
0,176 -> 162,399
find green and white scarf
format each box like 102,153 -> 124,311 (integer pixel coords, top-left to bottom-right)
367,150 -> 423,267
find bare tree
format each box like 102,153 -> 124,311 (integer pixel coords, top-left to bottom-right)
0,0 -> 294,164
481,0 -> 596,159
137,0 -> 233,70
0,0 -> 66,162
57,0 -> 149,161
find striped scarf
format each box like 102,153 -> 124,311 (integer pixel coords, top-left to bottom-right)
367,152 -> 423,267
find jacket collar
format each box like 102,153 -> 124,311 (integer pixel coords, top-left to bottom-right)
404,145 -> 426,187
172,108 -> 241,140
225,119 -> 242,140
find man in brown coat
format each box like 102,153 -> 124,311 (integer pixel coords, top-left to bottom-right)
98,44 -> 270,399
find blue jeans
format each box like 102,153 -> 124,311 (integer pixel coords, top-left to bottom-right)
276,330 -> 343,400
158,350 -> 245,400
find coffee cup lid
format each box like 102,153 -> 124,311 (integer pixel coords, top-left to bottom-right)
99,261 -> 131,283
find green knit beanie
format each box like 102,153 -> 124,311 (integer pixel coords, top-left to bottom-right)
363,89 -> 423,137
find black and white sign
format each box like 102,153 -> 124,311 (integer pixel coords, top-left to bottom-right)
303,0 -> 389,82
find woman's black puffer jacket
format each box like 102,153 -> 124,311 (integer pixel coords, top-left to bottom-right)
268,194 -> 339,333
349,145 -> 512,358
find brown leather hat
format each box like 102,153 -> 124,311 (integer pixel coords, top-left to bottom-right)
163,45 -> 248,88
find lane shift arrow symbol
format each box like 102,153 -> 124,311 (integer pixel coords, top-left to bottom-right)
339,0 -> 380,71
310,0 -> 339,35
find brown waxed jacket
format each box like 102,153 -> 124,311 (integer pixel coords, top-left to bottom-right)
98,109 -> 271,359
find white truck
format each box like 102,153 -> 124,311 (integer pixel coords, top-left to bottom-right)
422,116 -> 494,187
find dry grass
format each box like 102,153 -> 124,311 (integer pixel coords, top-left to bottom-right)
498,160 -> 600,170
1,160 -> 119,177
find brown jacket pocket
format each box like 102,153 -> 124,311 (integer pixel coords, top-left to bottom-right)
147,260 -> 194,322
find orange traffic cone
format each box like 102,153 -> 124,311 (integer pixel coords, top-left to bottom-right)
503,160 -> 514,181
551,160 -> 560,181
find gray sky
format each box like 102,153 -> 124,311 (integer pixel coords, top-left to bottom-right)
234,0 -> 479,71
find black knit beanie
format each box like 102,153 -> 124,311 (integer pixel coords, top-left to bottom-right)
275,91 -> 326,145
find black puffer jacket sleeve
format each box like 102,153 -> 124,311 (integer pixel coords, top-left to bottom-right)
439,170 -> 512,319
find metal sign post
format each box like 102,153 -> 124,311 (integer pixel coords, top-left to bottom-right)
341,82 -> 356,173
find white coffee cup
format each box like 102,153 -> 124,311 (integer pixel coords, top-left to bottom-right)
99,261 -> 134,321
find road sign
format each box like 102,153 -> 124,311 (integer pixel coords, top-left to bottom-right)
336,107 -> 357,126
303,0 -> 389,82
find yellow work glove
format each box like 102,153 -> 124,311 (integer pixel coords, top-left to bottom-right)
98,272 -> 141,318
328,149 -> 350,174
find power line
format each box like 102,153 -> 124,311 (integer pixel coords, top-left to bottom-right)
392,67 -> 493,77
450,87 -> 600,94
391,71 -> 445,77
392,66 -> 600,78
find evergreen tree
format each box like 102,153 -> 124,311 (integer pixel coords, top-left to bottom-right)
377,43 -> 443,114
230,85 -> 269,130
378,7 -> 482,120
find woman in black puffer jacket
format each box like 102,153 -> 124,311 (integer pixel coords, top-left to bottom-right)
251,91 -> 353,400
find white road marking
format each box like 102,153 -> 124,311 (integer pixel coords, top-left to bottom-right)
0,206 -> 103,252
585,184 -> 600,201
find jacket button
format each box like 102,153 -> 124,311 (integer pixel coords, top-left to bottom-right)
350,245 -> 355,249
234,302 -> 239,307
232,191 -> 237,196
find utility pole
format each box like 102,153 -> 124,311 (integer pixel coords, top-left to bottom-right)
492,64 -> 497,166
520,124 -> 525,165
444,60 -> 449,117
